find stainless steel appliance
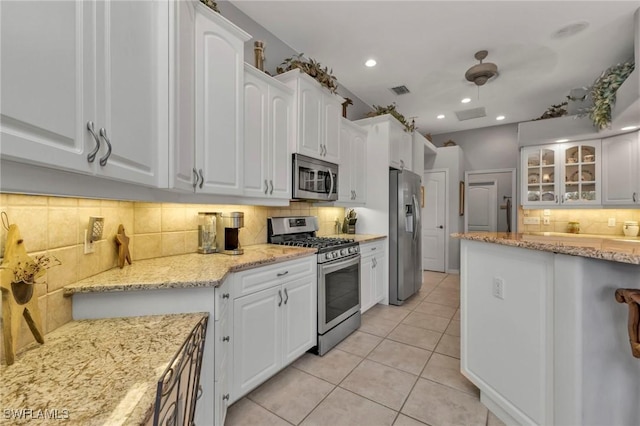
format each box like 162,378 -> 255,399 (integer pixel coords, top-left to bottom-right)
268,216 -> 360,355
217,212 -> 244,255
292,154 -> 339,201
389,169 -> 423,305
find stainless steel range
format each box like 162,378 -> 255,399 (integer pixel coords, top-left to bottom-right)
267,216 -> 361,355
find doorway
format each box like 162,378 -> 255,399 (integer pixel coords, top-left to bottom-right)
464,169 -> 516,233
422,170 -> 447,272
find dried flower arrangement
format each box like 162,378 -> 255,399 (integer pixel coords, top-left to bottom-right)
533,101 -> 568,121
276,53 -> 338,94
200,0 -> 220,13
10,254 -> 61,284
580,60 -> 635,130
366,103 -> 416,132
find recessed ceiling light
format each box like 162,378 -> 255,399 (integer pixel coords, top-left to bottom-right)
621,126 -> 638,131
461,98 -> 471,104
365,59 -> 377,67
556,138 -> 569,143
496,115 -> 505,121
437,114 -> 445,119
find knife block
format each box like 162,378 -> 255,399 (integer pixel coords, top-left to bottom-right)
342,218 -> 357,234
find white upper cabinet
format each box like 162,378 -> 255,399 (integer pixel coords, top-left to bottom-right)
275,70 -> 344,164
193,5 -> 250,195
0,0 -> 168,187
521,140 -> 601,207
243,64 -> 293,200
388,119 -> 412,171
602,131 -> 640,206
338,119 -> 367,204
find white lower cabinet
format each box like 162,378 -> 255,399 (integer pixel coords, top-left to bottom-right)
230,256 -> 317,402
214,279 -> 232,426
360,240 -> 386,313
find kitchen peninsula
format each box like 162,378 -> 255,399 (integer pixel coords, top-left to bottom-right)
455,232 -> 640,426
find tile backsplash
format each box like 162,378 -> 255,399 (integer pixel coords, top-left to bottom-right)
0,193 -> 344,361
518,206 -> 640,235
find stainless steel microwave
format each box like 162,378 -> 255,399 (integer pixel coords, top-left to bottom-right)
292,153 -> 338,201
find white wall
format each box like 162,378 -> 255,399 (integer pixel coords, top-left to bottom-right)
424,146 -> 464,272
431,123 -> 519,172
218,1 -> 372,121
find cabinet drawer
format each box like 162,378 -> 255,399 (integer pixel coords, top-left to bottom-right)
360,240 -> 385,257
233,256 -> 315,298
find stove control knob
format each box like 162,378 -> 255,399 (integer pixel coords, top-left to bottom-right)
340,248 -> 347,256
348,247 -> 355,254
325,252 -> 333,260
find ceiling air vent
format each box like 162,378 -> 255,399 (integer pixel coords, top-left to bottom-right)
390,85 -> 410,95
455,107 -> 486,121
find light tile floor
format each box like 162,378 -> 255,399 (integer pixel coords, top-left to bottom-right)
226,271 -> 507,426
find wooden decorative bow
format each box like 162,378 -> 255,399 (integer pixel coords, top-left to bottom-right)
615,288 -> 640,358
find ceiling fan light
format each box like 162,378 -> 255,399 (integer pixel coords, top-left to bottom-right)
465,50 -> 499,87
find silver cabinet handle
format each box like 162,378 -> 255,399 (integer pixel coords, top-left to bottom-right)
192,168 -> 199,189
438,225 -> 444,229
634,192 -> 637,203
277,270 -> 288,277
353,190 -> 357,200
278,289 -> 283,307
400,159 -> 405,169
222,336 -> 230,342
555,195 -> 559,204
264,179 -> 269,194
372,258 -> 377,268
98,128 -> 112,166
371,247 -> 377,250
269,179 -> 274,195
222,293 -> 230,299
283,288 -> 289,304
222,394 -> 230,401
196,385 -> 203,401
86,121 -> 100,163
198,169 -> 204,189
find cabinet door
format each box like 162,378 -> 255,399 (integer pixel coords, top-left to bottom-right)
297,77 -> 323,159
195,8 -> 245,195
360,254 -> 374,313
338,125 -> 354,202
0,1 -> 94,174
352,129 -> 367,203
560,141 -> 600,206
400,131 -> 413,171
95,0 -> 168,187
282,276 -> 317,365
521,145 -> 559,206
268,83 -> 293,200
602,132 -> 639,205
389,122 -> 404,170
170,0 -> 197,192
323,94 -> 342,164
233,286 -> 281,399
243,70 -> 269,198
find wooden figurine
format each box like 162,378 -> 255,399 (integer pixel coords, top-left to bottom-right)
1,224 -> 47,365
115,224 -> 132,269
615,288 -> 640,358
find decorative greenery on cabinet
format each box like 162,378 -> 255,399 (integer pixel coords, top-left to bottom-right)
276,53 -> 338,94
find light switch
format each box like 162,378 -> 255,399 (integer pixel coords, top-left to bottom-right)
543,209 -> 551,216
608,218 -> 616,227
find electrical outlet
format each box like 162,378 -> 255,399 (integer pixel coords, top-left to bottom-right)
543,209 -> 551,216
493,277 -> 505,300
543,217 -> 551,225
523,217 -> 540,225
608,218 -> 616,227
84,229 -> 95,254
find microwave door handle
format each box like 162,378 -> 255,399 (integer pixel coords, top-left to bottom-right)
327,167 -> 335,199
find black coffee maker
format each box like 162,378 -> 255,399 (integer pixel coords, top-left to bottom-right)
217,212 -> 244,255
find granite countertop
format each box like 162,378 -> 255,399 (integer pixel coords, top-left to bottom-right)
64,244 -> 316,295
1,313 -> 207,425
452,232 -> 640,265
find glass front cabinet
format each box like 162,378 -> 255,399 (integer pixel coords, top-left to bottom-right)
521,140 -> 601,207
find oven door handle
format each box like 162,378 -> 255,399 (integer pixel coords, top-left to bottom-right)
327,167 -> 335,199
319,253 -> 361,275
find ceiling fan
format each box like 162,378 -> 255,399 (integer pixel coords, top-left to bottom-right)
465,50 -> 499,86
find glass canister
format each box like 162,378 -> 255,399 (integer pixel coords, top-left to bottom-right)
567,221 -> 580,234
623,221 -> 639,237
198,212 -> 220,254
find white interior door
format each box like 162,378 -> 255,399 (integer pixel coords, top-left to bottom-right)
422,171 -> 446,272
467,181 -> 498,232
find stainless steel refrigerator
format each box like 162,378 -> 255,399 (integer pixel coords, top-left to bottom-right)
389,169 -> 423,305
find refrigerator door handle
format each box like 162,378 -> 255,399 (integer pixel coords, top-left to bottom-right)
412,194 -> 420,242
